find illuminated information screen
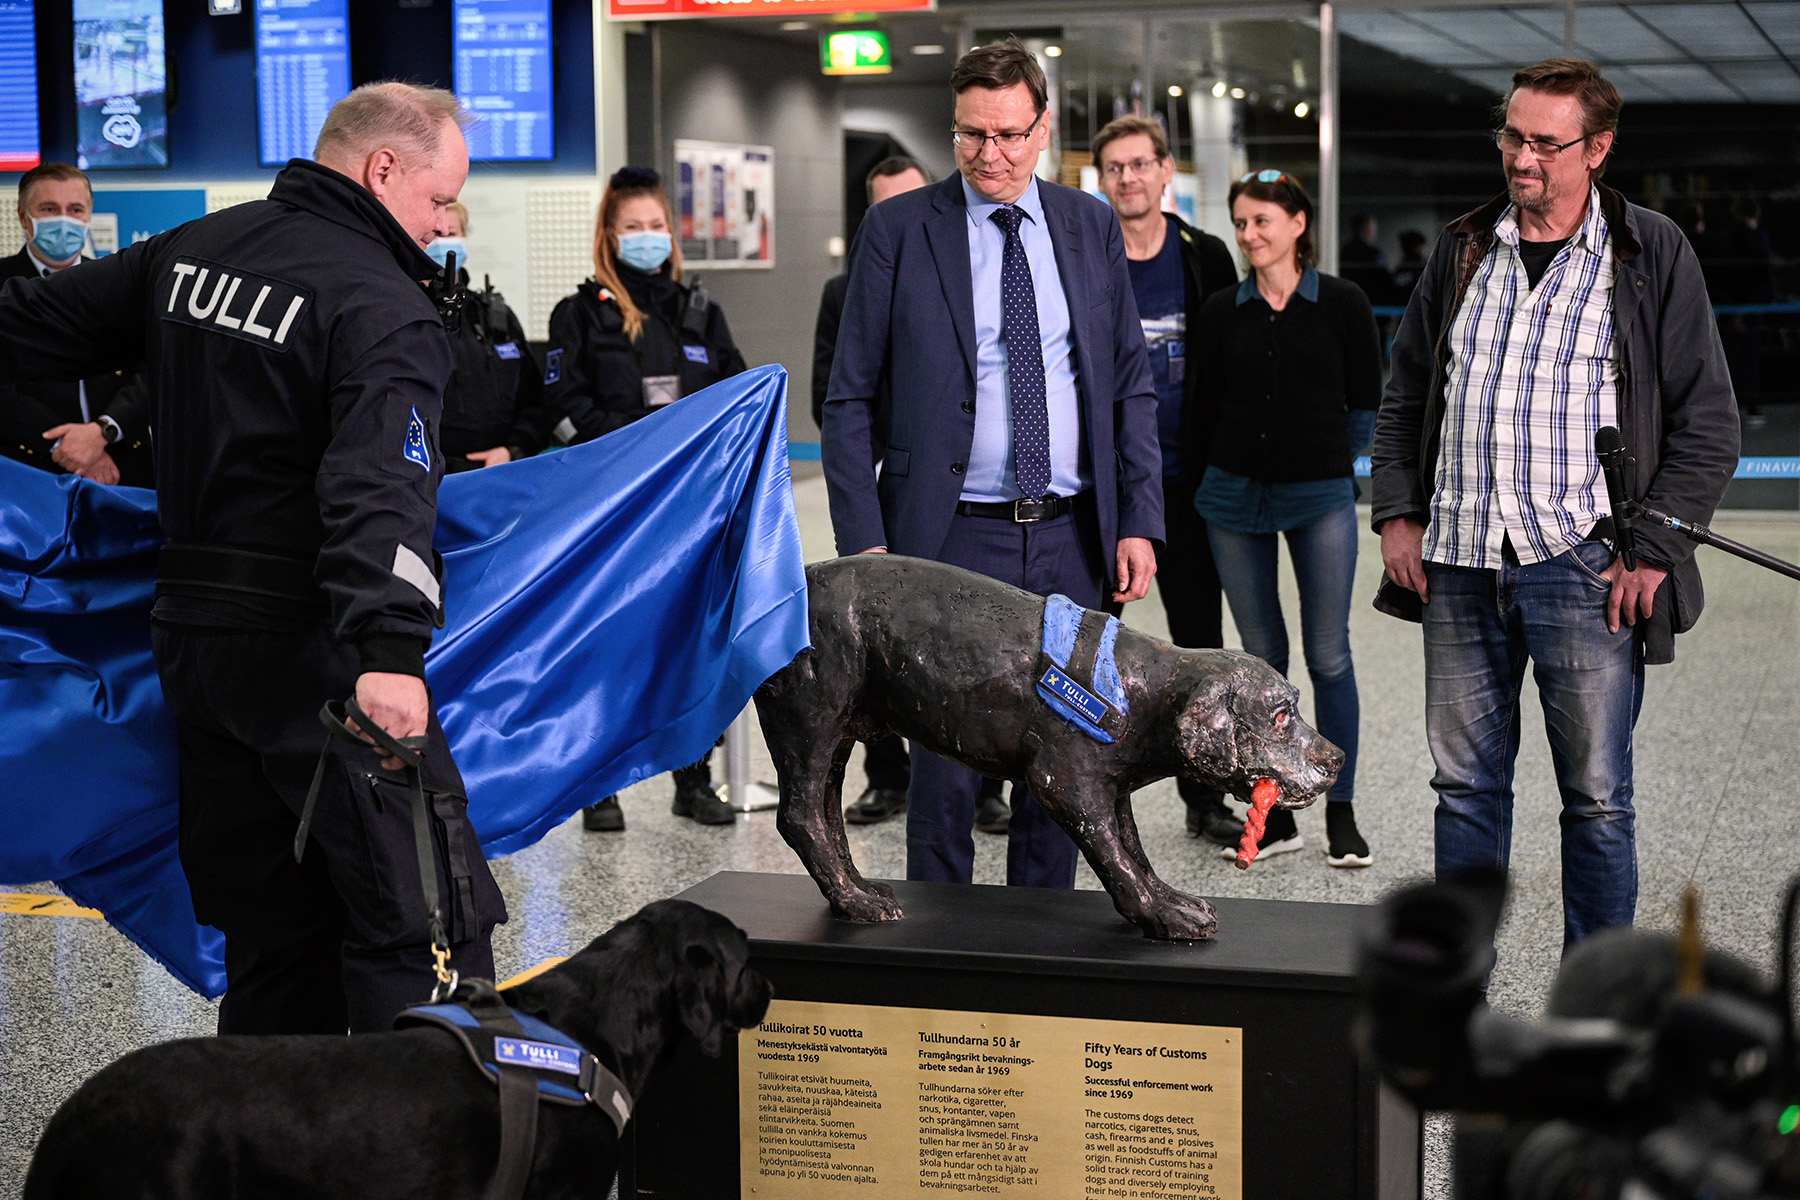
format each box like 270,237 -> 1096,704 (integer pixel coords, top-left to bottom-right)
74,0 -> 167,169
0,1 -> 38,171
454,0 -> 553,162
255,0 -> 350,168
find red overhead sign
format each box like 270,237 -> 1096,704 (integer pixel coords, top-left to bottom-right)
606,0 -> 933,18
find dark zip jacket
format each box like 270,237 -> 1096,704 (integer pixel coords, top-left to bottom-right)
1369,182 -> 1740,663
0,159 -> 453,677
1166,212 -> 1240,497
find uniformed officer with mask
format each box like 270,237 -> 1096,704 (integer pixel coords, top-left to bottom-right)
426,201 -> 550,472
0,81 -> 507,1035
544,164 -> 747,833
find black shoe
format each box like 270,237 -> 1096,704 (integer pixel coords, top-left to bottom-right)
672,782 -> 736,825
1184,797 -> 1244,847
1325,802 -> 1372,868
583,796 -> 624,832
1219,803 -> 1302,862
844,787 -> 907,825
974,792 -> 1010,834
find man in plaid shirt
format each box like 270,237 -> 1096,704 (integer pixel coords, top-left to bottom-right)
1371,59 -> 1738,948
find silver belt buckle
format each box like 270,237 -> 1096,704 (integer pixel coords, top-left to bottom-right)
1012,497 -> 1050,523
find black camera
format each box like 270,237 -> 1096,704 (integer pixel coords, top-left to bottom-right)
1356,870 -> 1800,1199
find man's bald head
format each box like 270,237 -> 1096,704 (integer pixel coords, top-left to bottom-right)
313,81 -> 472,252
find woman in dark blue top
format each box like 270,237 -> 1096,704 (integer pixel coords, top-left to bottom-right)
1192,170 -> 1382,868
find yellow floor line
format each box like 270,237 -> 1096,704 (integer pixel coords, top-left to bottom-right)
499,956 -> 568,989
0,892 -> 103,919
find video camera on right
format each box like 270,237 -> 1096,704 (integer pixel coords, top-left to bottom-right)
1356,870 -> 1800,1200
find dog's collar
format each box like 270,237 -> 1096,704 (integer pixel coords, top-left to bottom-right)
399,996 -> 634,1134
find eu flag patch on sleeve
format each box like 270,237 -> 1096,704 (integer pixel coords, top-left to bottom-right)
544,348 -> 563,384
404,406 -> 432,471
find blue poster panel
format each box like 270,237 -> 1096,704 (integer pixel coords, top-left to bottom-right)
73,0 -> 168,170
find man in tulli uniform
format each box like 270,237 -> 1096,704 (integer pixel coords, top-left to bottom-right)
0,82 -> 507,1034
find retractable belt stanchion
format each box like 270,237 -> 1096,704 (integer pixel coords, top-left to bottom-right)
723,706 -> 779,813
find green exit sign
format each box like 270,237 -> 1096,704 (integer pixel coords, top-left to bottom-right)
821,30 -> 892,75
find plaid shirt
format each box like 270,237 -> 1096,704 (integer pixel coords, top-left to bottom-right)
1425,186 -> 1620,569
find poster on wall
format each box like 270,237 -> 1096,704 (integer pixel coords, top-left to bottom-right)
674,140 -> 774,270
73,0 -> 168,170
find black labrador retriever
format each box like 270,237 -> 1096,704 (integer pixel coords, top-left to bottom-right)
23,899 -> 772,1200
755,555 -> 1344,941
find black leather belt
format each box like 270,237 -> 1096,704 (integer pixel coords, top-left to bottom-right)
956,493 -> 1087,523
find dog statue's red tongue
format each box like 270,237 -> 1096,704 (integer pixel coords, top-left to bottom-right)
1234,779 -> 1280,869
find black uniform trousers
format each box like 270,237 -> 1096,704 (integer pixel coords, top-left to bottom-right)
151,624 -> 506,1035
1156,480 -> 1227,810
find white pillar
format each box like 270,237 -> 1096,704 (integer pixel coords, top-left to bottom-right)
593,5 -> 632,175
1318,1 -> 1340,277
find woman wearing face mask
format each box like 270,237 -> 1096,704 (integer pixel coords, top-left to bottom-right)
1192,170 -> 1382,869
543,166 -> 747,444
427,202 -> 551,473
545,166 -> 747,834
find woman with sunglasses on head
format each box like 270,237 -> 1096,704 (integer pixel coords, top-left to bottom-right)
1192,169 -> 1382,868
543,166 -> 748,833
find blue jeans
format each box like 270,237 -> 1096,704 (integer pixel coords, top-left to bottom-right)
1423,540 -> 1644,947
1206,502 -> 1359,802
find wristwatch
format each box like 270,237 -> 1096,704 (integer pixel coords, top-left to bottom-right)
96,415 -> 122,445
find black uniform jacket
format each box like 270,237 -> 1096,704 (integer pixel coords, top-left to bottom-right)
0,159 -> 452,678
442,275 -> 550,469
1167,212 -> 1240,496
0,248 -> 154,483
543,265 -> 746,443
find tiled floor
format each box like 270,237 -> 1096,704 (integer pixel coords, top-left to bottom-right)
4,471 -> 1797,1197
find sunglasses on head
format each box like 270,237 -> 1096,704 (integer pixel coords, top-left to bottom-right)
1239,169 -> 1291,184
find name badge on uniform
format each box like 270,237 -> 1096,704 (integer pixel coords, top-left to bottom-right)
683,345 -> 709,365
493,341 -> 521,360
494,1037 -> 582,1076
544,348 -> 563,385
643,375 -> 680,408
403,406 -> 432,471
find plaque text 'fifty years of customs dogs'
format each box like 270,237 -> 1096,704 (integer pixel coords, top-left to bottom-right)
739,1000 -> 1243,1199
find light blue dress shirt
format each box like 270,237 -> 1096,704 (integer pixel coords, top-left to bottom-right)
959,176 -> 1087,502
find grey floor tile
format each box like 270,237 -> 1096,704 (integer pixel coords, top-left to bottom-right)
4,483 -> 1796,1200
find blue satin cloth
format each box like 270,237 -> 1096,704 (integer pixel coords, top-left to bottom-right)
0,365 -> 809,998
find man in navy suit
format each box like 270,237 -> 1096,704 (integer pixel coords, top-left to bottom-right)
822,37 -> 1164,891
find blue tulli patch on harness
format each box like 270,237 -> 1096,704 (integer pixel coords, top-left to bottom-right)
403,406 -> 432,471
493,341 -> 521,360
1035,594 -> 1126,743
495,1036 -> 582,1076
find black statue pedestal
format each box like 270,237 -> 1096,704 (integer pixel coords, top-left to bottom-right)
622,871 -> 1420,1200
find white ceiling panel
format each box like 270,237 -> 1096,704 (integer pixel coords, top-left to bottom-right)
1449,66 -> 1530,95
1604,66 -> 1680,99
1626,61 -> 1747,99
1410,9 -> 1566,61
1627,4 -> 1774,59
1741,2 -> 1800,55
1340,11 -> 1484,59
1715,60 -> 1800,100
1517,6 -> 1688,62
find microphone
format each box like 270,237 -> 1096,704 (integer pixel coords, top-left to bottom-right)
1594,425 -> 1636,572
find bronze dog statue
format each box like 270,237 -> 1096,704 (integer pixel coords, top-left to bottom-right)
754,555 -> 1343,941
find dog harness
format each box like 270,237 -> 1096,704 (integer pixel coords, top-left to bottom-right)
396,978 -> 633,1200
1036,594 -> 1127,743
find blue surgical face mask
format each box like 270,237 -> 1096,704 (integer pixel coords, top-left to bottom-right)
30,215 -> 89,262
427,236 -> 468,274
616,231 -> 672,274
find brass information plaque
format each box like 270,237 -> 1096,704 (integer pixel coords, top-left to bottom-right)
739,998 -> 1242,1200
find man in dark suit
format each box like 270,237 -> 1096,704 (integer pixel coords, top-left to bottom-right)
822,37 -> 1164,890
3,162 -> 152,487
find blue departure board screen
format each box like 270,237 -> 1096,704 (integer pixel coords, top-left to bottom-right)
73,0 -> 167,169
454,0 -> 553,163
0,1 -> 38,172
255,0 -> 350,168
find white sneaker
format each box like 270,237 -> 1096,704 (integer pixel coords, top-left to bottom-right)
1219,832 -> 1305,862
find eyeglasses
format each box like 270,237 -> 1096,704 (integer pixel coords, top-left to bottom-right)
951,111 -> 1044,155
1494,130 -> 1587,158
1102,156 -> 1165,179
1239,169 -> 1292,185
